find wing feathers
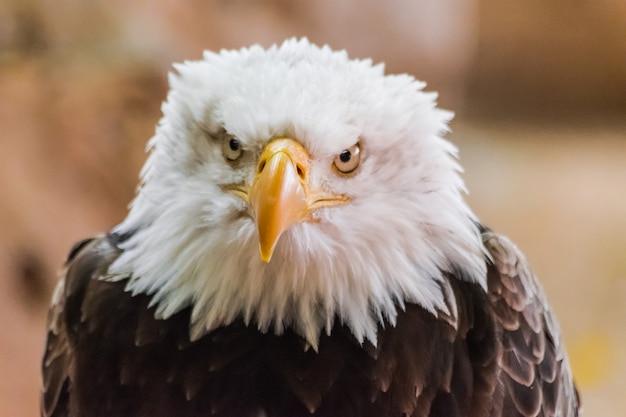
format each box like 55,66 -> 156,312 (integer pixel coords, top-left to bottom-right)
41,235 -> 124,417
483,231 -> 579,417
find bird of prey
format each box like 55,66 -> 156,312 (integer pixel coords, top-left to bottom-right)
41,38 -> 579,417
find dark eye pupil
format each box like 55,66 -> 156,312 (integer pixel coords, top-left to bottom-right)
339,150 -> 351,163
229,139 -> 240,151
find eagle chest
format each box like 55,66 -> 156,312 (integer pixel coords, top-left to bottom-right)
66,279 -> 495,417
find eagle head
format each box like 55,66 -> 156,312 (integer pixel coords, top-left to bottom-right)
108,38 -> 486,347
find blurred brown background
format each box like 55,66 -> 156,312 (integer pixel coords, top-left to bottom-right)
1,1 -> 624,416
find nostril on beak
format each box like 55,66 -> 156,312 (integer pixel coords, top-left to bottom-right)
296,164 -> 305,180
257,159 -> 267,174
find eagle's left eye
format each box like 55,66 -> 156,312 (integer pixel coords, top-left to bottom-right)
222,137 -> 243,161
333,142 -> 361,175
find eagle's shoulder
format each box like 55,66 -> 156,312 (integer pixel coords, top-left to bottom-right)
481,229 -> 580,417
41,234 -> 123,417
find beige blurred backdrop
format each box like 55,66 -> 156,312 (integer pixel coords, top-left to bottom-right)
1,1 -> 625,416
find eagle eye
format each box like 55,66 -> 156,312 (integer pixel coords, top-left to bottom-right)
222,136 -> 243,161
333,142 -> 361,175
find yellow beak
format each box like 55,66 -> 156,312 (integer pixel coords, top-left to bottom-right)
250,139 -> 311,263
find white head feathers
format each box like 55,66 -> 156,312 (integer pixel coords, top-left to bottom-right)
108,38 -> 487,348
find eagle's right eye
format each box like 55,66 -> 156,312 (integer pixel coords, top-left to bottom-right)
222,137 -> 243,161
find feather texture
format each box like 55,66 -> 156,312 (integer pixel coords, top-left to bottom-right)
41,230 -> 579,417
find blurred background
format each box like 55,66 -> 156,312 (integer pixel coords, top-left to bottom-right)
0,0 -> 624,415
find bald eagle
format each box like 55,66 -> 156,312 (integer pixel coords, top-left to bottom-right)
42,38 -> 579,417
